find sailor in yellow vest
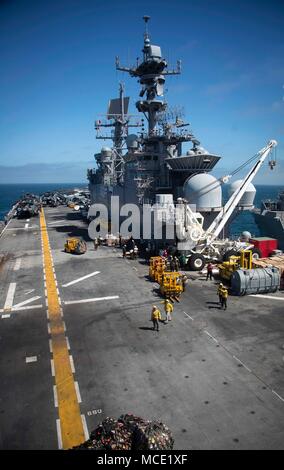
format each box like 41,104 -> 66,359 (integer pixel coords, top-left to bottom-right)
217,283 -> 223,305
221,286 -> 228,310
161,299 -> 174,323
151,305 -> 162,331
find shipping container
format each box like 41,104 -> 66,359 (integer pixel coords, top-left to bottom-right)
250,237 -> 278,258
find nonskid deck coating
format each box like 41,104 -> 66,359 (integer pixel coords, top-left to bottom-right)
0,205 -> 283,449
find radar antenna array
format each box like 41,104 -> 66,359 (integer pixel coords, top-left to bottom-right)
157,106 -> 185,126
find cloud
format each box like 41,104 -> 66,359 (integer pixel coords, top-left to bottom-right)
168,83 -> 192,95
272,100 -> 284,111
277,125 -> 284,135
206,74 -> 251,97
238,99 -> 284,117
177,39 -> 199,53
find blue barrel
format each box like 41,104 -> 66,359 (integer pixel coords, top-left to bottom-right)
231,268 -> 280,296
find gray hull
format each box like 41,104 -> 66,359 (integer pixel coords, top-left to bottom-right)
253,212 -> 284,250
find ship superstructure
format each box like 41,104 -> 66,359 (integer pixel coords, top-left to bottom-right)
88,17 -> 224,229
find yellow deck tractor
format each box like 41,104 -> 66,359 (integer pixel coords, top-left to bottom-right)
149,256 -> 166,281
64,237 -> 87,255
159,271 -> 183,300
219,250 -> 252,281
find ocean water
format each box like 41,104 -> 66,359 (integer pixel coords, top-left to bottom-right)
0,183 -> 283,237
0,183 -> 86,221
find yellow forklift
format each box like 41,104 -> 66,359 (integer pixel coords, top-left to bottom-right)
149,256 -> 166,280
64,238 -> 87,255
159,271 -> 183,301
219,250 -> 252,281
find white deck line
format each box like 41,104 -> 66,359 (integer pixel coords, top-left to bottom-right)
74,382 -> 82,403
69,355 -> 75,373
11,304 -> 43,311
64,295 -> 119,305
4,283 -> 16,310
56,419 -> 63,450
12,296 -> 41,309
204,330 -> 219,343
81,415 -> 89,440
183,311 -> 194,320
65,337 -> 70,350
50,359 -> 55,376
25,289 -> 35,295
232,355 -> 252,372
13,258 -> 22,271
5,226 -> 38,231
1,314 -> 11,319
53,385 -> 58,407
272,390 -> 284,402
62,271 -> 100,287
47,224 -> 68,228
0,217 -> 12,239
250,294 -> 284,301
48,220 -> 66,225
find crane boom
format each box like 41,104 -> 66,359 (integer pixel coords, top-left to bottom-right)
204,140 -> 277,242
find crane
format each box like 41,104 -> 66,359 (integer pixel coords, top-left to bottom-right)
176,140 -> 278,270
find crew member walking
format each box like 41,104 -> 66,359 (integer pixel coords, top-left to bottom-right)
217,283 -> 223,305
151,305 -> 161,331
221,286 -> 228,310
182,274 -> 188,292
206,262 -> 213,280
162,299 -> 174,323
169,255 -> 175,272
94,238 -> 99,251
174,256 -> 180,272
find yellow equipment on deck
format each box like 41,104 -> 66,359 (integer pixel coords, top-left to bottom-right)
149,256 -> 166,281
159,271 -> 183,299
64,237 -> 87,255
219,250 -> 252,281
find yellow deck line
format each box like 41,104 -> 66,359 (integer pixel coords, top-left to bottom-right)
40,208 -> 85,449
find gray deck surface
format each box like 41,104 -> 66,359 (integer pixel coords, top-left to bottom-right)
0,206 -> 283,449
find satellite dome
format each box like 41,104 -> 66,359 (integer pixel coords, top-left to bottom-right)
101,147 -> 112,158
183,173 -> 222,211
241,231 -> 252,241
228,180 -> 256,207
195,146 -> 209,155
126,134 -> 139,149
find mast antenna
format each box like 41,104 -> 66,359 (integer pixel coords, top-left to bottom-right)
143,15 -> 150,38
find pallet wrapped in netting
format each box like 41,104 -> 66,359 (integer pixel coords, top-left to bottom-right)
71,417 -> 132,450
118,413 -> 149,433
132,420 -> 174,450
71,414 -> 174,450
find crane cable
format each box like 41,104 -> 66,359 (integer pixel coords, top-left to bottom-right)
229,150 -> 264,177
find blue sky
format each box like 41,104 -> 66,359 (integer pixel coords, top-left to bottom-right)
0,0 -> 283,183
